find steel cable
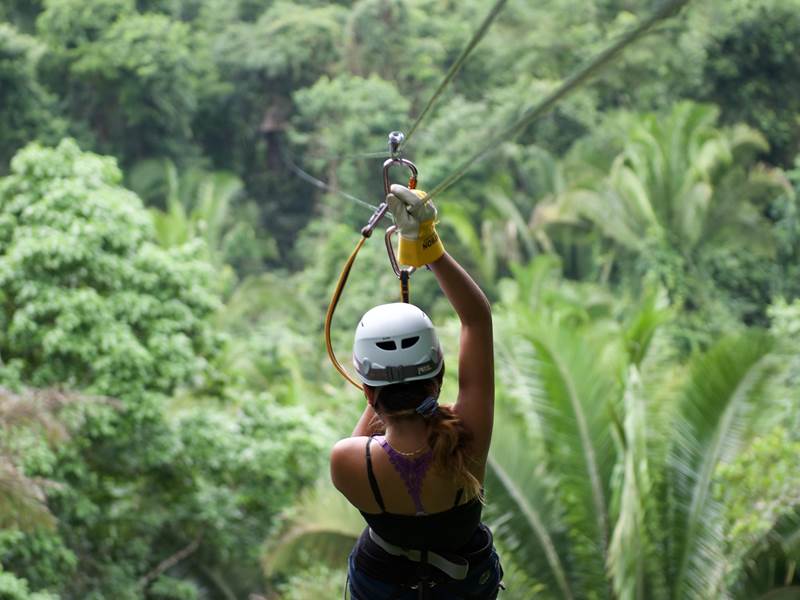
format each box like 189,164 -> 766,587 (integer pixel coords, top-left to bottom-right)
400,0 -> 510,151
280,144 -> 393,221
422,0 -> 693,202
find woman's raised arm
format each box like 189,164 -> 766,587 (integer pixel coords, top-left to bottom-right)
429,252 -> 494,462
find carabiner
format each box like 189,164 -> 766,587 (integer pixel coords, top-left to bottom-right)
360,132 -> 419,238
383,156 -> 418,195
385,225 -> 416,303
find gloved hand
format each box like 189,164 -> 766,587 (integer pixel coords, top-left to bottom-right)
386,184 -> 445,267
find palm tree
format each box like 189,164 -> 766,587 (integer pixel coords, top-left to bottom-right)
127,158 -> 275,279
484,270 -> 797,600
534,102 -> 779,255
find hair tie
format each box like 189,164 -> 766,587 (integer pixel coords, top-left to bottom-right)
415,396 -> 439,418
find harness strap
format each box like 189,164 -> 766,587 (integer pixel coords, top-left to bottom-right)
368,529 -> 470,581
366,437 -> 386,512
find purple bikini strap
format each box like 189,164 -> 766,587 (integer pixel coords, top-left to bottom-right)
376,435 -> 432,515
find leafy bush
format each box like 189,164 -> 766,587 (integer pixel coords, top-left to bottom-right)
0,140 -> 321,598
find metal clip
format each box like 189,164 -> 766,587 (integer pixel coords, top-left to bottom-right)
383,156 -> 418,195
385,226 -> 415,303
360,132 -> 419,238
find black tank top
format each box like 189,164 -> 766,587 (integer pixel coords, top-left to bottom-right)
359,437 -> 483,551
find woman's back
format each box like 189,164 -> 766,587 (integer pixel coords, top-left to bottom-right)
340,435 -> 475,516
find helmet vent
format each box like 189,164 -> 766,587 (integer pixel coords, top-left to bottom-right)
401,336 -> 420,349
376,341 -> 397,351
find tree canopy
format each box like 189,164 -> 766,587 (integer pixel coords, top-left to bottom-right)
1,0 -> 799,598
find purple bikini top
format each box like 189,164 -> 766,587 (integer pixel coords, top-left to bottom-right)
375,435 -> 433,515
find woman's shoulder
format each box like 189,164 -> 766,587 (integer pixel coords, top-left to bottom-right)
330,436 -> 370,495
331,435 -> 371,459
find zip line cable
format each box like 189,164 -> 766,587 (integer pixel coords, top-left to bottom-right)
423,0 -> 693,202
281,0 -> 510,211
280,144 -> 393,220
339,150 -> 392,160
400,0 -> 510,151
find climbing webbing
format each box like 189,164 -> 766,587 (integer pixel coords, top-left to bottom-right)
400,0 -> 510,151
423,0 -> 693,202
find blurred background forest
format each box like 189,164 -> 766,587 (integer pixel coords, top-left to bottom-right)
1,0 -> 800,598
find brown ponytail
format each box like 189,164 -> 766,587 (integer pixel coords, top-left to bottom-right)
426,404 -> 483,502
368,366 -> 483,503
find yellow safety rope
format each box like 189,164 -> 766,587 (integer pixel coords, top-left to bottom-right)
324,236 -> 367,390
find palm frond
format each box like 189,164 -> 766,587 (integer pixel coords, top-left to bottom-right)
727,124 -> 770,162
624,287 -> 672,367
193,172 -> 243,252
667,331 -> 776,599
526,319 -> 619,595
486,406 -> 574,600
494,316 -> 546,430
262,476 -> 363,577
732,509 -> 800,599
675,182 -> 712,248
127,157 -> 173,207
607,367 -> 669,600
149,205 -> 191,248
491,536 -> 554,600
440,202 -> 495,282
0,461 -> 56,531
488,192 -> 537,258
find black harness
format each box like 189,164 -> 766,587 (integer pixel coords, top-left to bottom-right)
351,524 -> 496,600
350,439 -> 498,599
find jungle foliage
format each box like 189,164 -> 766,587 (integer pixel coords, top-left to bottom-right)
1,0 -> 799,598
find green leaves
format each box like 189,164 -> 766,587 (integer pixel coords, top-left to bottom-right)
486,410 -> 573,600
262,477 -> 363,577
703,2 -> 800,166
39,6 -> 218,165
2,2 -> 800,599
0,140 -> 221,398
607,368 -> 664,600
0,23 -> 63,171
217,2 -> 345,86
527,319 -> 618,595
485,279 -> 798,599
667,332 -> 777,599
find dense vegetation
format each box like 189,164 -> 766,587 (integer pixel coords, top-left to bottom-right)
1,0 -> 799,598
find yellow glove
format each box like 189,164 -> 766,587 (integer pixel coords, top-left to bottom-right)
386,184 -> 445,268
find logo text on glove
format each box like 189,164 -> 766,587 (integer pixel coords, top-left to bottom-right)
422,233 -> 439,249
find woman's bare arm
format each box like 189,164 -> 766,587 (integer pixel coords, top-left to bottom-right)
351,402 -> 383,437
429,252 -> 494,459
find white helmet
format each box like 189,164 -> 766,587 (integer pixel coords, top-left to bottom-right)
353,303 -> 443,387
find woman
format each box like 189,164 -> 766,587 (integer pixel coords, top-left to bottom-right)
330,184 -> 503,599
